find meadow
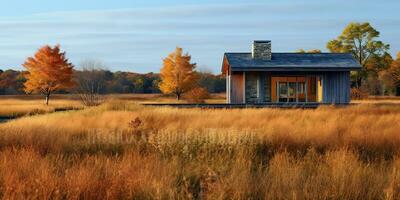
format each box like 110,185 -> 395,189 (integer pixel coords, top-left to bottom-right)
1,95 -> 400,199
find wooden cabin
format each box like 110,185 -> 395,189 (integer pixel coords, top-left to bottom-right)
222,41 -> 362,104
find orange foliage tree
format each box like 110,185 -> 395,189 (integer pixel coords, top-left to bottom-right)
23,45 -> 75,105
159,47 -> 198,100
389,52 -> 400,95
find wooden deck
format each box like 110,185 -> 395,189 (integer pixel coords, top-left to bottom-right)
141,103 -> 330,109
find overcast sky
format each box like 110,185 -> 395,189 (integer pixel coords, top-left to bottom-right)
0,0 -> 399,73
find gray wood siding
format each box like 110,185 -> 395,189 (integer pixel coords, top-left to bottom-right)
261,73 -> 271,102
259,74 -> 265,102
322,71 -> 350,104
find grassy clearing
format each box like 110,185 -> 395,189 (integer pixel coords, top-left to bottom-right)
0,99 -> 82,118
0,93 -> 225,118
1,97 -> 400,199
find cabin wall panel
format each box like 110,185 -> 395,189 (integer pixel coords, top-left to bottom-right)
230,72 -> 244,104
245,72 -> 259,103
322,71 -> 351,104
264,74 -> 271,102
259,73 -> 265,103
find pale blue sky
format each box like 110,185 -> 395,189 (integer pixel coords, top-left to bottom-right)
0,0 -> 399,73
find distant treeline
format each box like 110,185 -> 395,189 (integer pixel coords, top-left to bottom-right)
0,69 -> 225,95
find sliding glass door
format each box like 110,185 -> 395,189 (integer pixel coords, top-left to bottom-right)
278,82 -> 288,102
288,82 -> 296,102
277,80 -> 297,103
273,76 -> 322,103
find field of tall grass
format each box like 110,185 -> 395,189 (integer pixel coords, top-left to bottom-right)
0,93 -> 225,119
1,96 -> 400,199
0,95 -> 82,118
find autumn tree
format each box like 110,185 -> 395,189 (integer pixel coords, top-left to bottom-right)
364,53 -> 393,95
389,52 -> 400,95
159,47 -> 198,100
133,78 -> 145,93
0,70 -> 26,94
327,22 -> 389,88
23,45 -> 75,105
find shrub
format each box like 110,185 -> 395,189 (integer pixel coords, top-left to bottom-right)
184,87 -> 210,103
351,88 -> 369,100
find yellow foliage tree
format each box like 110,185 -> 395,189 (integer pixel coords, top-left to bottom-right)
23,45 -> 75,105
159,47 -> 198,100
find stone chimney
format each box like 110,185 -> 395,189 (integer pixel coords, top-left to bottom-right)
252,40 -> 271,60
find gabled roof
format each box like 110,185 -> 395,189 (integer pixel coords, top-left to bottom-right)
222,53 -> 362,73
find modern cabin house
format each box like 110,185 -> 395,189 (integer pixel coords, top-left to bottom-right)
222,41 -> 362,104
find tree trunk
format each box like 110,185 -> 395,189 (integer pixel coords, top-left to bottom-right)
176,93 -> 181,101
45,93 -> 50,105
354,71 -> 362,89
358,78 -> 362,89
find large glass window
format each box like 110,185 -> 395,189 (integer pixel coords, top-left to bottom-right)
278,82 -> 287,102
273,76 -> 322,103
297,82 -> 306,102
288,82 -> 296,102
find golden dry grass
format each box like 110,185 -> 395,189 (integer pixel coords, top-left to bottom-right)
1,95 -> 400,199
0,93 -> 225,118
0,95 -> 82,118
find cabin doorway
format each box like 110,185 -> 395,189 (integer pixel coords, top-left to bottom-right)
272,76 -> 323,103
